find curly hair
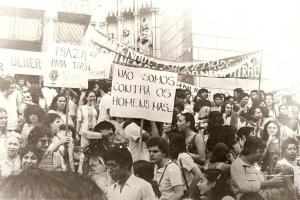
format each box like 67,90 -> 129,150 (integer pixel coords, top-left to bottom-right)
281,138 -> 299,157
23,105 -> 45,124
27,125 -> 52,146
20,145 -> 43,163
261,120 -> 280,142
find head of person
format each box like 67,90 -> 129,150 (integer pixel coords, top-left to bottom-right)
279,104 -> 289,116
177,112 -> 196,132
193,99 -> 212,114
239,93 -> 250,106
0,76 -> 15,97
208,111 -> 224,128
213,93 -> 223,107
22,91 -> 33,103
250,90 -> 259,102
103,146 -> 133,181
197,168 -> 233,199
175,89 -> 186,104
93,120 -> 116,146
240,192 -> 265,200
264,93 -> 274,107
221,101 -> 233,115
169,133 -> 186,160
24,105 -> 45,125
224,95 -> 235,104
0,168 -> 106,200
6,136 -> 21,159
27,125 -> 52,153
281,138 -> 299,161
173,102 -> 184,118
236,127 -> 255,148
133,160 -> 154,182
248,106 -> 264,121
49,95 -> 67,113
233,88 -> 244,101
146,136 -> 169,164
209,143 -> 230,163
261,120 -> 280,141
259,90 -> 265,100
241,136 -> 266,163
197,88 -> 209,100
83,90 -> 97,105
43,113 -> 62,136
20,145 -> 43,169
184,89 -> 192,102
282,95 -> 293,105
0,107 -> 8,131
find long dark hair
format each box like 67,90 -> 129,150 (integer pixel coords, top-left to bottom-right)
49,95 -> 67,113
203,169 -> 234,200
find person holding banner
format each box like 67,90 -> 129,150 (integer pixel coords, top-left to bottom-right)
48,94 -> 74,127
124,119 -> 159,162
76,90 -> 98,148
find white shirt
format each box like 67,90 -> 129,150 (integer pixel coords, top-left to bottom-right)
0,92 -> 18,130
0,155 -> 21,177
124,122 -> 149,162
97,93 -> 111,123
105,174 -> 156,200
176,153 -> 197,188
42,87 -> 57,108
154,161 -> 183,200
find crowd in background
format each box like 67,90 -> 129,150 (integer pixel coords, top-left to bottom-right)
0,74 -> 300,200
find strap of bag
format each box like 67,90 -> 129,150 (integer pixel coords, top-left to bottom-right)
158,162 -> 172,184
179,159 -> 190,191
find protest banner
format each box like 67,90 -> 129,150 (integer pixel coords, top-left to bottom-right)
110,64 -> 178,123
43,43 -> 89,88
82,26 -> 262,79
0,48 -> 45,76
177,81 -> 201,96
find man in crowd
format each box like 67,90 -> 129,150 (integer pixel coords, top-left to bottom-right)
146,136 -> 184,200
231,136 -> 284,199
104,146 -> 156,200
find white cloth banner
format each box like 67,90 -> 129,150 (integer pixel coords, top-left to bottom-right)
110,64 -> 178,123
0,48 -> 45,76
43,43 -> 89,88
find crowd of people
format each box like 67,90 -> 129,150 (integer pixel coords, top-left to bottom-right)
0,74 -> 300,200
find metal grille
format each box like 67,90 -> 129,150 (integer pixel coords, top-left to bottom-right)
56,22 -> 86,45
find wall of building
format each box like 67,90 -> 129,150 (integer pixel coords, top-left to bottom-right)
190,0 -> 300,92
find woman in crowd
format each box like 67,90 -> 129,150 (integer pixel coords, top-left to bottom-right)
261,120 -> 281,174
277,104 -> 299,139
27,125 -> 63,171
264,93 -> 277,119
246,105 -> 270,137
183,89 -> 194,114
76,90 -> 98,148
221,101 -> 241,129
0,108 -> 10,157
18,90 -> 35,115
276,138 -> 300,198
197,168 -> 235,200
169,133 -> 202,198
177,112 -> 206,165
0,136 -> 21,178
20,145 -> 43,170
21,105 -> 45,146
48,94 -> 74,127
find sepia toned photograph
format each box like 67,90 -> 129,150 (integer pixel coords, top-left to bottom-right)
0,0 -> 300,199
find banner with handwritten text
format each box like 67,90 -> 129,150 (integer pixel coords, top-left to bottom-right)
110,64 -> 178,123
